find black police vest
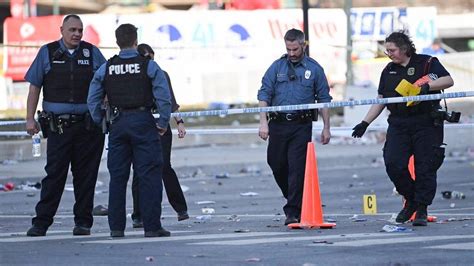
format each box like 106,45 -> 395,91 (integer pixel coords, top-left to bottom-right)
43,41 -> 94,103
103,55 -> 154,109
380,54 -> 439,116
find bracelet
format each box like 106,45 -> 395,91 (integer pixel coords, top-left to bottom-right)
176,119 -> 184,125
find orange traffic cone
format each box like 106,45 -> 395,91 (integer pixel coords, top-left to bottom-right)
405,155 -> 437,222
288,142 -> 335,229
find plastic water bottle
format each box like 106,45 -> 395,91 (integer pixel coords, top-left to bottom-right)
32,133 -> 41,157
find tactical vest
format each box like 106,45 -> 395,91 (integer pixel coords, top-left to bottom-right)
380,55 -> 440,116
43,41 -> 94,103
103,55 -> 154,109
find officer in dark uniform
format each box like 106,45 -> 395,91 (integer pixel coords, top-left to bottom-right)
88,24 -> 171,237
352,31 -> 454,226
130,43 -> 189,228
257,29 -> 332,225
25,14 -> 106,237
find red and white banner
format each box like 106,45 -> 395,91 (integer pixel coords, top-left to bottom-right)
3,16 -> 63,81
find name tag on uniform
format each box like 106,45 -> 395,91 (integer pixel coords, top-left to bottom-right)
389,71 -> 397,75
109,63 -> 141,75
52,60 -> 65,64
304,70 -> 311,79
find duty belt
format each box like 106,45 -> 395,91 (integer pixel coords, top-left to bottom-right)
269,111 -> 312,122
115,106 -> 151,112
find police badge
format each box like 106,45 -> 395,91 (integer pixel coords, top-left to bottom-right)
407,67 -> 415,76
304,70 -> 311,79
83,49 -> 90,58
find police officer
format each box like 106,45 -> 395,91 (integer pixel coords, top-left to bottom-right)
257,29 -> 332,225
88,24 -> 171,237
25,14 -> 106,237
352,31 -> 454,226
130,43 -> 189,228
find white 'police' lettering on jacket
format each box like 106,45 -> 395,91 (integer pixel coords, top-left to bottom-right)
77,59 -> 90,65
108,64 -> 141,75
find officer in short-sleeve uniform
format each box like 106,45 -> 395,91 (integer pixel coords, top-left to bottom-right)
352,31 -> 454,226
25,15 -> 106,237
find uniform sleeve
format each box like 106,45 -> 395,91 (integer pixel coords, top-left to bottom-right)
429,57 -> 450,78
87,63 -> 107,124
257,63 -> 277,104
314,66 -> 332,103
24,45 -> 49,88
377,68 -> 387,95
92,46 -> 106,72
164,71 -> 180,112
148,61 -> 171,128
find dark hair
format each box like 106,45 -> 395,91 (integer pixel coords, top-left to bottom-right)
385,30 -> 416,57
137,43 -> 154,59
115,24 -> 137,49
284,28 -> 305,45
62,14 -> 81,24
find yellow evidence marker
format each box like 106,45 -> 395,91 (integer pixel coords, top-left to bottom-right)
363,194 -> 377,214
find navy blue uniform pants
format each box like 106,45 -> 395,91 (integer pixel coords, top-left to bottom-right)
383,113 -> 445,205
267,120 -> 312,217
32,121 -> 104,229
107,111 -> 164,232
131,124 -> 187,220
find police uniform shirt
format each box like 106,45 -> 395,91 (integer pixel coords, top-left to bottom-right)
87,49 -> 171,129
378,54 -> 450,95
24,39 -> 106,114
257,55 -> 332,108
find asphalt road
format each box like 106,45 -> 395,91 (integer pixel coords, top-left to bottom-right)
0,139 -> 473,265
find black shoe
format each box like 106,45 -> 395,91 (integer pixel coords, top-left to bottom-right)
110,230 -> 125,237
26,226 -> 47,237
395,200 -> 418,223
413,204 -> 428,226
177,211 -> 189,221
284,216 -> 298,225
132,218 -> 143,228
144,228 -> 171,237
73,226 -> 91,236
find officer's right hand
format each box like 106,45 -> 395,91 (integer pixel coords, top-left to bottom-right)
351,121 -> 369,138
26,118 -> 39,136
258,123 -> 269,141
157,125 -> 167,136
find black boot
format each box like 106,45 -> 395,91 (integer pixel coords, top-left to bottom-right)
395,200 -> 418,223
412,204 -> 428,226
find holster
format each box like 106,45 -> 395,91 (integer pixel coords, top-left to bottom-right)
37,111 -> 56,138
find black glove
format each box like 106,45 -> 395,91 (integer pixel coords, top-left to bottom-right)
352,121 -> 369,138
420,83 -> 430,95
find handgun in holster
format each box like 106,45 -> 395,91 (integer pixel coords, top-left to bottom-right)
37,111 -> 55,138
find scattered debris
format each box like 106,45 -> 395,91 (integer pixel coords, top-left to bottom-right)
240,192 -> 259,197
312,240 -> 334,244
234,229 -> 250,233
381,224 -> 412,232
195,200 -> 216,205
201,208 -> 215,214
145,256 -> 154,262
441,190 -> 466,199
245,257 -> 261,262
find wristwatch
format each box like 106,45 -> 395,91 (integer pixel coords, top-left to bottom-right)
176,119 -> 184,125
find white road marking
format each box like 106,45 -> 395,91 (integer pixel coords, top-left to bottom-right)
0,230 -> 191,243
309,234 -> 474,247
189,232 -> 405,246
427,242 -> 474,251
0,230 -> 69,237
83,232 -> 290,244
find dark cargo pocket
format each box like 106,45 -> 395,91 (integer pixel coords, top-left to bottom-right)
431,145 -> 445,171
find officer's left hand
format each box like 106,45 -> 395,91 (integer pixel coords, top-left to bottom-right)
321,128 -> 331,145
177,123 -> 186,138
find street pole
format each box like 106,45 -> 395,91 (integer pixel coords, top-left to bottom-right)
344,0 -> 353,86
302,0 -> 309,56
53,0 -> 59,15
